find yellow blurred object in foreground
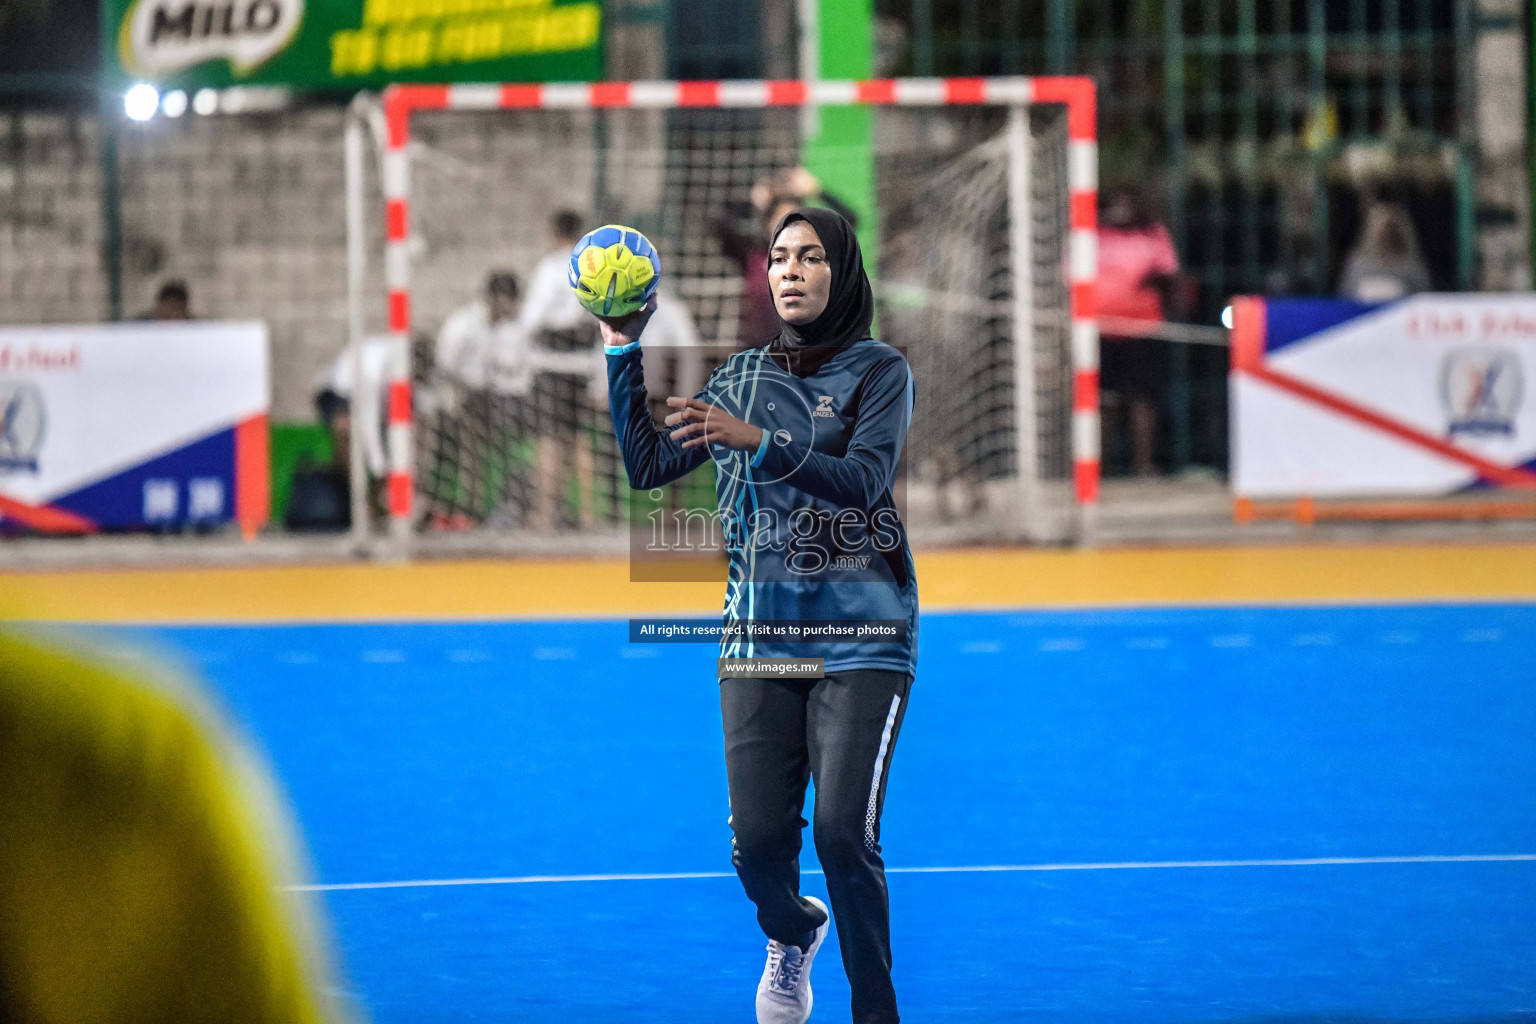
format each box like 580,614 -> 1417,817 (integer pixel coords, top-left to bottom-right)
0,630 -> 349,1024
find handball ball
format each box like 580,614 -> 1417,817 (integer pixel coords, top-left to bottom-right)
568,225 -> 660,318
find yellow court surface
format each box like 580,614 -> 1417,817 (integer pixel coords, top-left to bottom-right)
3,543 -> 1535,623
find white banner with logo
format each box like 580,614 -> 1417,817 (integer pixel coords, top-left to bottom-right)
1230,294 -> 1536,498
0,321 -> 269,533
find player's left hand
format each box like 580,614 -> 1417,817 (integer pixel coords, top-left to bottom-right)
665,397 -> 765,453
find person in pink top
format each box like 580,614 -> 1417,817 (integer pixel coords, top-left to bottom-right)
1097,185 -> 1183,477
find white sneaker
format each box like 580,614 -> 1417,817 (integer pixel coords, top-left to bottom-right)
755,895 -> 830,1024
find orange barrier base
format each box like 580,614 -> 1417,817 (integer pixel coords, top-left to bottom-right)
1235,496 -> 1536,526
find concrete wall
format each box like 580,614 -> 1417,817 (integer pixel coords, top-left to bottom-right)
0,113 -> 110,324
0,105 -> 608,422
1,107 -> 364,422
120,107 -> 358,420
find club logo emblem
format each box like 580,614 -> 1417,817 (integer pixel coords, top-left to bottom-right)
0,381 -> 46,474
1440,347 -> 1523,437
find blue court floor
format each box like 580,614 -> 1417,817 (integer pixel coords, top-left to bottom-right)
114,604 -> 1536,1023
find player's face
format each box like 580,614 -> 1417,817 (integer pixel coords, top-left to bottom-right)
769,221 -> 831,325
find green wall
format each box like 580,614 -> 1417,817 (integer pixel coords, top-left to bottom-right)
801,0 -> 877,273
269,423 -> 334,523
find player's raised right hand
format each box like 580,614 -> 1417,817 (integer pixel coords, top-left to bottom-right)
596,297 -> 657,349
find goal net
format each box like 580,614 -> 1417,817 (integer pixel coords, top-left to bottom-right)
361,78 -> 1096,550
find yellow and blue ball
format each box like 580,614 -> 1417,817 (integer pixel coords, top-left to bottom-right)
568,225 -> 661,318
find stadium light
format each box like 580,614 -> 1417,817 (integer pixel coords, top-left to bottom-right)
1221,305 -> 1235,330
124,83 -> 159,121
192,89 -> 219,115
161,90 -> 188,118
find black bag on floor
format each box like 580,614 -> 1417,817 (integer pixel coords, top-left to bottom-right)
284,464 -> 351,532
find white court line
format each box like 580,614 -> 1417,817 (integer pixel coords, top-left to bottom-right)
288,854 -> 1536,893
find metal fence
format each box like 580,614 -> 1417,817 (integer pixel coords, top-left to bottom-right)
869,0 -> 1476,470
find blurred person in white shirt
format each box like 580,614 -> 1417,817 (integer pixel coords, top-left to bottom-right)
521,210 -> 589,338
429,272 -> 531,526
638,286 -> 705,404
436,271 -> 523,392
631,287 -> 708,521
316,335 -> 392,484
307,334 -> 395,531
521,211 -> 603,530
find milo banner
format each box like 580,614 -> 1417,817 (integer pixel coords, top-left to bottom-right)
1230,294 -> 1536,498
106,0 -> 602,90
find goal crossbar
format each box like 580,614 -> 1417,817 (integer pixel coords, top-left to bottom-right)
371,76 -> 1099,542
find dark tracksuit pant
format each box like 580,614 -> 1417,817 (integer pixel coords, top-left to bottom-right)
721,669 -> 913,1024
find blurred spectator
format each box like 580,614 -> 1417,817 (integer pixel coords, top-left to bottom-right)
521,210 -> 589,336
302,335 -> 396,531
316,335 -> 393,484
0,629 -> 348,1024
437,271 -> 522,390
716,167 -> 858,349
138,279 -> 192,321
522,212 -> 603,531
429,272 -> 530,528
1339,201 -> 1430,303
1097,185 -> 1183,477
640,285 -> 705,401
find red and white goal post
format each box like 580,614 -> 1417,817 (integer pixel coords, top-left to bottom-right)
368,76 -> 1098,545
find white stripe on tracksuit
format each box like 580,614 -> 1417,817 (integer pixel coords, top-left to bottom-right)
864,694 -> 902,852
